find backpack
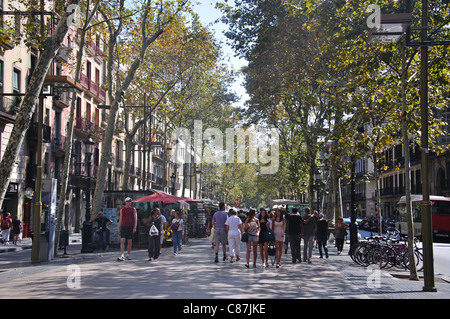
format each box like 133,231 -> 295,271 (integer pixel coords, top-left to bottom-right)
1,217 -> 11,230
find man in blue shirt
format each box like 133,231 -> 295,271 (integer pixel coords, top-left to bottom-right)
212,202 -> 228,263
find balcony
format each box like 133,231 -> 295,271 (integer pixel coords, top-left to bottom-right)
79,74 -> 106,103
80,73 -> 90,90
75,117 -> 105,140
86,40 -> 104,63
56,44 -> 69,63
69,162 -> 98,188
53,91 -> 71,109
27,122 -> 51,143
71,162 -> 98,178
0,96 -> 19,124
44,75 -> 83,93
52,135 -> 66,157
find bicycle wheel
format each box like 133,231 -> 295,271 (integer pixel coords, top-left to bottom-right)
403,249 -> 424,272
353,244 -> 367,266
368,246 -> 389,268
381,246 -> 397,269
357,243 -> 374,266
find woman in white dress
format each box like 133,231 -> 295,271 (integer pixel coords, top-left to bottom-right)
272,208 -> 286,268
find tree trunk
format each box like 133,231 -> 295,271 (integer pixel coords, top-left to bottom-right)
54,1 -> 100,257
0,1 -> 80,209
91,4 -> 166,215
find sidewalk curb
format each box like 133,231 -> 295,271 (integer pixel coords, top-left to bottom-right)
0,235 -> 82,254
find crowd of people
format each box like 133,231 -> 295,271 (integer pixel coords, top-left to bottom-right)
210,203 -> 350,268
87,196 -> 350,264
0,212 -> 22,245
112,197 -> 185,262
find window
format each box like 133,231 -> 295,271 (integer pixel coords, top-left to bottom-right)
13,68 -> 20,93
44,152 -> 49,175
86,102 -> 91,122
95,68 -> 99,84
86,61 -> 91,80
95,108 -> 99,126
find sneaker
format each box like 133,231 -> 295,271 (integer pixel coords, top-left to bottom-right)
215,256 -> 219,263
117,256 -> 124,261
126,256 -> 131,260
148,258 -> 153,261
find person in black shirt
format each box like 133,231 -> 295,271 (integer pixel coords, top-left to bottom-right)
92,210 -> 112,251
287,208 -> 303,263
316,213 -> 329,258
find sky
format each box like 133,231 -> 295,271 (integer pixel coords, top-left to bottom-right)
191,0 -> 249,107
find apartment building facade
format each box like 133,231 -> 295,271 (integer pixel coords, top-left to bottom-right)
340,137 -> 450,221
0,1 -> 191,235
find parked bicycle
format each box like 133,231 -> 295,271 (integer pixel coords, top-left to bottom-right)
351,229 -> 423,271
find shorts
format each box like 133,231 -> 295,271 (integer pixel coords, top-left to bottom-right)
248,234 -> 259,242
120,226 -> 133,240
214,227 -> 227,244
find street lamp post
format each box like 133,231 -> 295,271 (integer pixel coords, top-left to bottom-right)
171,172 -> 176,195
349,154 -> 358,256
315,169 -> 322,212
417,0 -> 437,293
81,135 -> 95,253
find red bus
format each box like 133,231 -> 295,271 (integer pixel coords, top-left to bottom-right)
396,195 -> 450,240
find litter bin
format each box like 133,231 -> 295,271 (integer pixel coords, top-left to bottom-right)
59,230 -> 69,255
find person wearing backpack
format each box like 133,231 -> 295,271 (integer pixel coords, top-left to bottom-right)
1,212 -> 13,245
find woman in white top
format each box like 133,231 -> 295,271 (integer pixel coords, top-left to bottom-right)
225,209 -> 243,263
171,211 -> 184,255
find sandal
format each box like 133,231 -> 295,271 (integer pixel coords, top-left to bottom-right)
245,264 -> 249,268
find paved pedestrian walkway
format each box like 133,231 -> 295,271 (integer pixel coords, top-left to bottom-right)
0,235 -> 449,300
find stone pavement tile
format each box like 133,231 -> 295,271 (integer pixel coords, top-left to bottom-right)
0,237 -> 448,299
329,247 -> 450,299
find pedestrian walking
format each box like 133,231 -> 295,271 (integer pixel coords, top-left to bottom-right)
92,209 -> 112,251
212,202 -> 228,263
147,208 -> 162,261
11,215 -> 22,245
117,197 -> 137,261
171,211 -> 184,255
258,208 -> 270,267
244,209 -> 260,268
283,210 -> 289,255
160,211 -> 168,252
302,207 -> 317,264
225,208 -> 243,263
316,213 -> 329,258
287,208 -> 302,263
1,212 -> 12,245
334,216 -> 349,254
272,208 -> 285,268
